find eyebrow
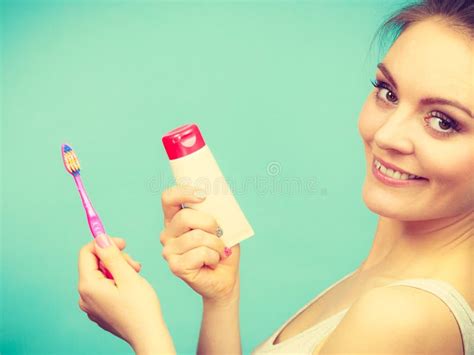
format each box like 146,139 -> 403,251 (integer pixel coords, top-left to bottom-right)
376,62 -> 473,118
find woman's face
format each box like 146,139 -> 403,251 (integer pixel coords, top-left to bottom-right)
359,19 -> 474,221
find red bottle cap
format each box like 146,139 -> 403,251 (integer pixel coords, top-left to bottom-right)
162,123 -> 206,160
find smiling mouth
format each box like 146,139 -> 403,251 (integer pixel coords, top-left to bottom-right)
373,159 -> 427,181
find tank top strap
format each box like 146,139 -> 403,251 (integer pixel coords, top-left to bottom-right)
383,278 -> 473,355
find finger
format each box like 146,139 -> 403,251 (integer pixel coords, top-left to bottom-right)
78,237 -> 126,281
99,255 -> 140,275
78,241 -> 104,282
111,237 -> 126,250
93,234 -> 137,286
163,229 -> 226,261
78,296 -> 88,313
82,263 -> 117,285
160,207 -> 220,246
121,251 -> 142,272
100,238 -> 139,274
161,185 -> 207,227
98,257 -> 140,279
171,246 -> 221,274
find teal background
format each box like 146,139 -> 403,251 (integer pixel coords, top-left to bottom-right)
2,1 -> 405,354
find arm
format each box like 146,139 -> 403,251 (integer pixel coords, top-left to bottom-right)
197,273 -> 242,355
132,319 -> 176,355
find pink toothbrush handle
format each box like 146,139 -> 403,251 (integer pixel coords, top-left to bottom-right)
73,175 -> 112,279
87,214 -> 106,238
74,175 -> 106,238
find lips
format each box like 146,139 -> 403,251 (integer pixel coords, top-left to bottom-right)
373,155 -> 428,180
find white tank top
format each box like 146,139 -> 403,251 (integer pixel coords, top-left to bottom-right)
251,270 -> 474,355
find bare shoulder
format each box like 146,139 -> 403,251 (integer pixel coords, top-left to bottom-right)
314,285 -> 464,355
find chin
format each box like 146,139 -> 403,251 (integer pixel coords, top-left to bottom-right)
361,179 -> 425,221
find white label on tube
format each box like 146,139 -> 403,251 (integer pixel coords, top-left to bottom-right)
169,145 -> 254,247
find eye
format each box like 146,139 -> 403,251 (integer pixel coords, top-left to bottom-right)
369,79 -> 463,138
424,111 -> 462,137
370,79 -> 398,104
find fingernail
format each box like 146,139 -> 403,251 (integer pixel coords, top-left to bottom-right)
216,226 -> 224,238
193,189 -> 207,200
96,234 -> 112,248
224,247 -> 232,257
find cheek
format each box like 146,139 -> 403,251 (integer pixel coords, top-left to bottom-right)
417,140 -> 474,214
420,142 -> 474,185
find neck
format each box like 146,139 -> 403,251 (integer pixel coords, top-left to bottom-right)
358,210 -> 474,274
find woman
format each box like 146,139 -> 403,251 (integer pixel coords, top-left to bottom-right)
77,0 -> 474,354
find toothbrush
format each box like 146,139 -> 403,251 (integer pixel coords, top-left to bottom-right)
61,143 -> 113,279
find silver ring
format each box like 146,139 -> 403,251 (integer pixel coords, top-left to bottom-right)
216,226 -> 224,238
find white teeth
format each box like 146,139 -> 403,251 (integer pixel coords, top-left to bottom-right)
374,159 -> 422,181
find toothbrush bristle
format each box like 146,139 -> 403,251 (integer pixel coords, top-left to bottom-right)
62,144 -> 81,176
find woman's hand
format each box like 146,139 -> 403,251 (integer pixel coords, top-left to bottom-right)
77,234 -> 176,355
160,185 -> 241,304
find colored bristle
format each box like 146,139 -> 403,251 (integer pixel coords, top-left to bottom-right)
62,144 -> 81,176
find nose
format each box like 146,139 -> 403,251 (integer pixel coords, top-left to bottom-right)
373,109 -> 415,155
